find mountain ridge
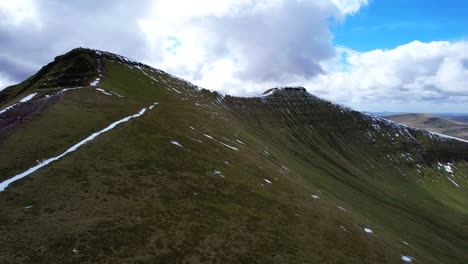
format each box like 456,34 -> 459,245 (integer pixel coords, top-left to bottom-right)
0,48 -> 467,263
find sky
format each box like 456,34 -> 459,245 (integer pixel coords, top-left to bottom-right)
0,0 -> 466,113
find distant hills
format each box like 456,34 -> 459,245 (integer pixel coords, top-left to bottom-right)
385,113 -> 468,140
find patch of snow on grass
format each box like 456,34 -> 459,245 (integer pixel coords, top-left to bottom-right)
204,134 -> 214,139
96,88 -> 112,96
264,179 -> 272,184
444,164 -> 453,173
401,255 -> 414,262
0,104 -> 18,114
447,177 -> 460,187
235,139 -> 246,145
149,103 -> 159,110
1,93 -> 39,114
170,140 -> 183,148
60,87 -> 82,93
110,91 -> 124,98
213,171 -> 225,178
19,93 -> 38,102
90,77 -> 100,86
336,206 -> 347,211
311,195 -> 320,199
363,228 -> 373,234
219,141 -> 239,151
0,102 -> 157,192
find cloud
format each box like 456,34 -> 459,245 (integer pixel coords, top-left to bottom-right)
0,0 -> 41,28
0,0 -> 151,88
0,0 -> 366,89
306,41 -> 468,112
330,0 -> 368,15
139,0 -> 366,93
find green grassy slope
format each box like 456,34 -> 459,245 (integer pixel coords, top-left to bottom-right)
0,49 -> 467,263
385,113 -> 468,140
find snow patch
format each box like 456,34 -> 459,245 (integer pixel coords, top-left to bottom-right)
336,206 -> 347,211
95,88 -> 112,96
213,170 -> 224,178
401,255 -> 414,262
311,195 -> 320,199
264,179 -> 272,184
170,140 -> 183,148
447,177 -> 460,187
90,77 -> 100,86
19,93 -> 38,103
0,102 -> 158,192
149,103 -> 159,110
444,164 -> 453,173
219,141 -> 239,151
0,104 -> 17,114
235,139 -> 246,145
60,87 -> 82,93
204,134 -> 214,139
110,91 -> 124,98
363,228 -> 373,234
0,93 -> 39,114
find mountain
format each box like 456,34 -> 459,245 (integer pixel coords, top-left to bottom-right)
0,48 -> 467,263
385,113 -> 468,140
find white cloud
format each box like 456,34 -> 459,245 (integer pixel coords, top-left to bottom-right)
0,0 -> 41,27
0,0 -> 368,93
306,41 -> 468,112
139,0 -> 366,94
330,0 -> 368,15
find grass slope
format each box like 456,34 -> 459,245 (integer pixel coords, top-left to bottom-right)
0,48 -> 467,263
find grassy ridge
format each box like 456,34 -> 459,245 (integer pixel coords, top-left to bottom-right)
0,49 -> 466,263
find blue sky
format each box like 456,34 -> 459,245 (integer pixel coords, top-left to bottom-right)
332,0 -> 467,51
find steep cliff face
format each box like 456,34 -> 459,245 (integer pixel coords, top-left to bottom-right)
0,48 -> 466,263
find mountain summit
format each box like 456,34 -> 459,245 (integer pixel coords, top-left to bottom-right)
0,48 -> 467,263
